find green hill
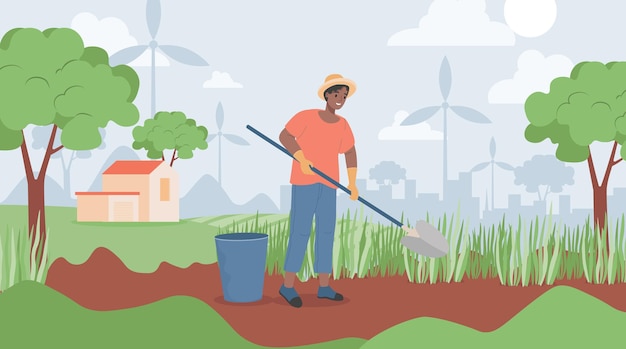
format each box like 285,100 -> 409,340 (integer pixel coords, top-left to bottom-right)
1,281 -> 625,348
0,281 -> 364,349
361,286 -> 625,348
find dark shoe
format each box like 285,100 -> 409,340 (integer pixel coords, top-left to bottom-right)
279,285 -> 302,308
317,286 -> 343,301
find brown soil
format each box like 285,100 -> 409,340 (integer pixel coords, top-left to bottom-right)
45,247 -> 626,347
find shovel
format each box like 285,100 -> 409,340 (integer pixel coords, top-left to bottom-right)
246,125 -> 449,258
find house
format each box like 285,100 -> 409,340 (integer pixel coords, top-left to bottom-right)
75,160 -> 179,222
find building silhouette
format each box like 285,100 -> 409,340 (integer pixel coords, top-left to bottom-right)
277,169 -> 617,231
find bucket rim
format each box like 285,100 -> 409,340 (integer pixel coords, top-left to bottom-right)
214,232 -> 268,241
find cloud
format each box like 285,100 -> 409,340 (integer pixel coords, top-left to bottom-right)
388,0 -> 514,46
70,12 -> 169,67
202,71 -> 243,89
488,50 -> 574,104
378,110 -> 443,141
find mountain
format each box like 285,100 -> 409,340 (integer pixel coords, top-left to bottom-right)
179,175 -> 279,219
2,175 -> 75,207
88,146 -> 140,191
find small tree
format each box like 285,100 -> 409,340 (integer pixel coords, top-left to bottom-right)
132,111 -> 208,166
514,154 -> 575,202
369,161 -> 406,186
0,28 -> 140,267
525,61 -> 626,232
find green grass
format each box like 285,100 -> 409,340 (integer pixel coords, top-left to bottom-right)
0,219 -> 50,292
0,281 -> 365,349
1,280 -> 624,348
3,204 -> 626,287
217,208 -> 626,286
0,205 -> 220,272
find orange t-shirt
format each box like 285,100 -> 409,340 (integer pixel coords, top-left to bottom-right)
285,109 -> 355,189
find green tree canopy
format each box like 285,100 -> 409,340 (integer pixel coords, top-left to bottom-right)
132,111 -> 208,166
525,61 -> 626,161
0,28 -> 139,151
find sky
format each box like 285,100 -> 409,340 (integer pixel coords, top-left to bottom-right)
1,0 -> 626,213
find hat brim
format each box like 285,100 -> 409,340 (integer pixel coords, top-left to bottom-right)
318,78 -> 357,100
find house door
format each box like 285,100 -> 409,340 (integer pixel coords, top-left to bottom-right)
112,201 -> 136,222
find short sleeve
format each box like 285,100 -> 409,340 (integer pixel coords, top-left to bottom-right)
338,120 -> 355,154
285,111 -> 308,138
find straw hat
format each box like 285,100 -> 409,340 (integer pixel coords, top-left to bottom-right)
317,74 -> 357,100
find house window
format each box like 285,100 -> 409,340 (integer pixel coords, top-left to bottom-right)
160,178 -> 170,201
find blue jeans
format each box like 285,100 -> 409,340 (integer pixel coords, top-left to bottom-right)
284,183 -> 337,274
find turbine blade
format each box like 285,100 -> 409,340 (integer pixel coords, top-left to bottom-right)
223,134 -> 249,145
207,134 -> 217,143
450,106 -> 491,124
470,162 -> 490,172
147,0 -> 161,39
159,45 -> 209,66
400,106 -> 441,125
109,45 -> 149,65
216,102 -> 224,130
495,162 -> 515,171
489,137 -> 496,159
439,56 -> 451,100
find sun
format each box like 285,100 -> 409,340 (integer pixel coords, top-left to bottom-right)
504,0 -> 557,38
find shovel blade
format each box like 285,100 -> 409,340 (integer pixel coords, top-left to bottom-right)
400,220 -> 449,258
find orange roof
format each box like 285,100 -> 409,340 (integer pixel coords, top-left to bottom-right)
75,192 -> 140,196
102,160 -> 164,175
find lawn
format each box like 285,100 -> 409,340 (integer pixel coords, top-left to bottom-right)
1,205 -> 221,272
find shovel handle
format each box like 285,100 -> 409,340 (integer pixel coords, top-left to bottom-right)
246,125 -> 404,227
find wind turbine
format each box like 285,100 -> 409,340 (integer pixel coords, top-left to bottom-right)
109,0 -> 209,118
469,137 -> 514,211
207,102 -> 249,186
401,56 -> 491,201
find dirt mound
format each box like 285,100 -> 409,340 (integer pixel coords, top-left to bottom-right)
45,247 -> 626,347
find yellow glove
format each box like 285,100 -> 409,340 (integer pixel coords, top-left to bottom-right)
347,167 -> 358,200
294,150 -> 314,175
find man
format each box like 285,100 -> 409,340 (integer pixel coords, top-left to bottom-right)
278,74 -> 359,308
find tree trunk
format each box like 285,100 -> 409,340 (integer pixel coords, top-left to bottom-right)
27,176 -> 47,262
587,141 -> 623,251
169,149 -> 178,167
592,184 -> 608,234
19,126 -> 62,270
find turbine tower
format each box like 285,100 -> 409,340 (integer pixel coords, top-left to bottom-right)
401,56 -> 491,201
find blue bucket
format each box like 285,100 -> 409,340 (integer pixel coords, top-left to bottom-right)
214,233 -> 268,303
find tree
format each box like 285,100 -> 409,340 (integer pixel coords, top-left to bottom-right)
0,28 -> 140,266
32,126 -> 107,198
513,154 -> 575,202
369,161 -> 406,186
524,61 -> 626,232
132,111 -> 208,166
207,102 -> 249,186
401,56 -> 491,201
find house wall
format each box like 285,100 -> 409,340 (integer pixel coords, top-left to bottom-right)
103,175 -> 151,221
148,163 -> 180,222
76,196 -> 108,222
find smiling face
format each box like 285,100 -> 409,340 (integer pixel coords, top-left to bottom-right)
324,85 -> 349,110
